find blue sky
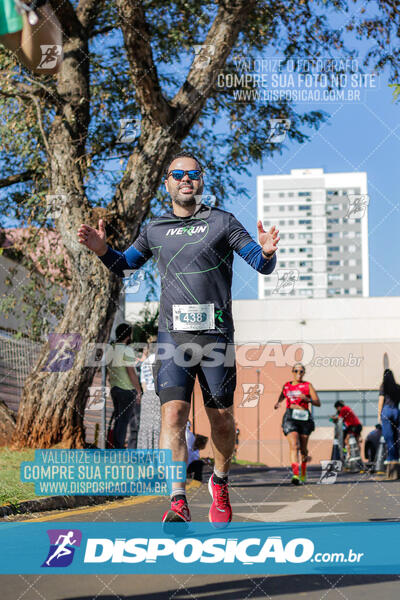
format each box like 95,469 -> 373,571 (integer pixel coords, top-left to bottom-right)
131,68 -> 400,303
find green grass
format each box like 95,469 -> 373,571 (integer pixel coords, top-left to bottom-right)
0,447 -> 37,506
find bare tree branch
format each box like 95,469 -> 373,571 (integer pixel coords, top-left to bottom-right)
115,0 -> 173,126
29,94 -> 51,156
89,25 -> 117,38
0,171 -> 34,189
171,0 -> 257,134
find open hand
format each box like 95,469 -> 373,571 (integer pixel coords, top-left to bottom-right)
257,222 -> 280,258
77,219 -> 108,256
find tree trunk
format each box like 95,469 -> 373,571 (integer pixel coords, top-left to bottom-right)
11,262 -> 121,448
11,0 -> 251,448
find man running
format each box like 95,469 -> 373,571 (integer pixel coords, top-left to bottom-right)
275,363 -> 320,485
77,152 -> 279,527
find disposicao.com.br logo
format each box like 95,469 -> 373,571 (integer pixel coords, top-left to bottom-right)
82,535 -> 362,566
1,521 -> 388,574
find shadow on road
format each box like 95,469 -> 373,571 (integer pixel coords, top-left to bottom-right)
59,574 -> 400,600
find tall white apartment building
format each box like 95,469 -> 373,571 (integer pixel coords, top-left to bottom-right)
258,168 -> 369,299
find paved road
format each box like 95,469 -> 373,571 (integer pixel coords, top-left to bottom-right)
2,466 -> 400,599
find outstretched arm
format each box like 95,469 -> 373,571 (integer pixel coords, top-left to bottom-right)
77,219 -> 149,277
228,214 -> 279,274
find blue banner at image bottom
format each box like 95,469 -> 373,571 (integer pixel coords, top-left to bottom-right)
0,522 -> 399,574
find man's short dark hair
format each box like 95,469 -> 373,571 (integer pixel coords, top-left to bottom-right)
334,400 -> 344,409
115,323 -> 132,342
166,151 -> 203,175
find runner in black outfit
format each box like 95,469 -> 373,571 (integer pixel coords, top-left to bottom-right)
77,152 -> 280,527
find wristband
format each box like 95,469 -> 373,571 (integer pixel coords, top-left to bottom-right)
261,249 -> 274,260
15,0 -> 48,26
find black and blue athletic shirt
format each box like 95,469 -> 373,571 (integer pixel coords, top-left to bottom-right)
99,205 -> 276,335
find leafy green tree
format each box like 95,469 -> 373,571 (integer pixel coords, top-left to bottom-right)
0,0 -> 361,447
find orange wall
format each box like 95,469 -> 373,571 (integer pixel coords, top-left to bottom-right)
192,345 -> 334,467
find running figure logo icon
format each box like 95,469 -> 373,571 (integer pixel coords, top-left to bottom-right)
273,269 -> 299,294
239,383 -> 264,408
267,119 -> 291,143
116,119 -> 140,144
42,334 -> 82,372
346,194 -> 369,219
318,460 -> 342,484
86,386 -> 108,410
37,45 -> 62,70
41,530 -> 82,568
123,269 -> 145,292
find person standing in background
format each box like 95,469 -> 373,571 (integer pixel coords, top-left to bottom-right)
378,369 -> 400,478
137,336 -> 161,449
108,323 -> 142,449
0,1 -> 62,73
364,424 -> 383,464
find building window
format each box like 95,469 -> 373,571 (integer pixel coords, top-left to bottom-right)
264,193 -> 270,198
288,192 -> 294,197
264,206 -> 270,212
279,206 -> 285,211
299,192 -> 311,197
314,391 -> 378,427
279,193 -> 285,198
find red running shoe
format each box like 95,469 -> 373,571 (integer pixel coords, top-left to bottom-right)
162,498 -> 191,524
208,474 -> 232,528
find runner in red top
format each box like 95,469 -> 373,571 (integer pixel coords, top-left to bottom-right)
332,400 -> 362,455
275,363 -> 320,485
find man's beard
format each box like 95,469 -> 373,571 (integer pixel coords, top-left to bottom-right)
172,185 -> 203,207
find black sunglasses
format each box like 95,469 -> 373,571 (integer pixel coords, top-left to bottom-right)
293,369 -> 304,374
167,169 -> 202,181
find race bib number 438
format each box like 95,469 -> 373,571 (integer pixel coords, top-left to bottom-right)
172,304 -> 215,331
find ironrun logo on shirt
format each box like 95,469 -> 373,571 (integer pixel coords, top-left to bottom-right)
166,225 -> 208,236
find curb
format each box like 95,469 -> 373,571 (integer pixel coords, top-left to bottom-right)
0,479 -> 203,518
0,494 -> 125,518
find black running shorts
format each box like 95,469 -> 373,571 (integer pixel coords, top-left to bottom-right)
282,408 -> 315,437
153,330 -> 236,409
